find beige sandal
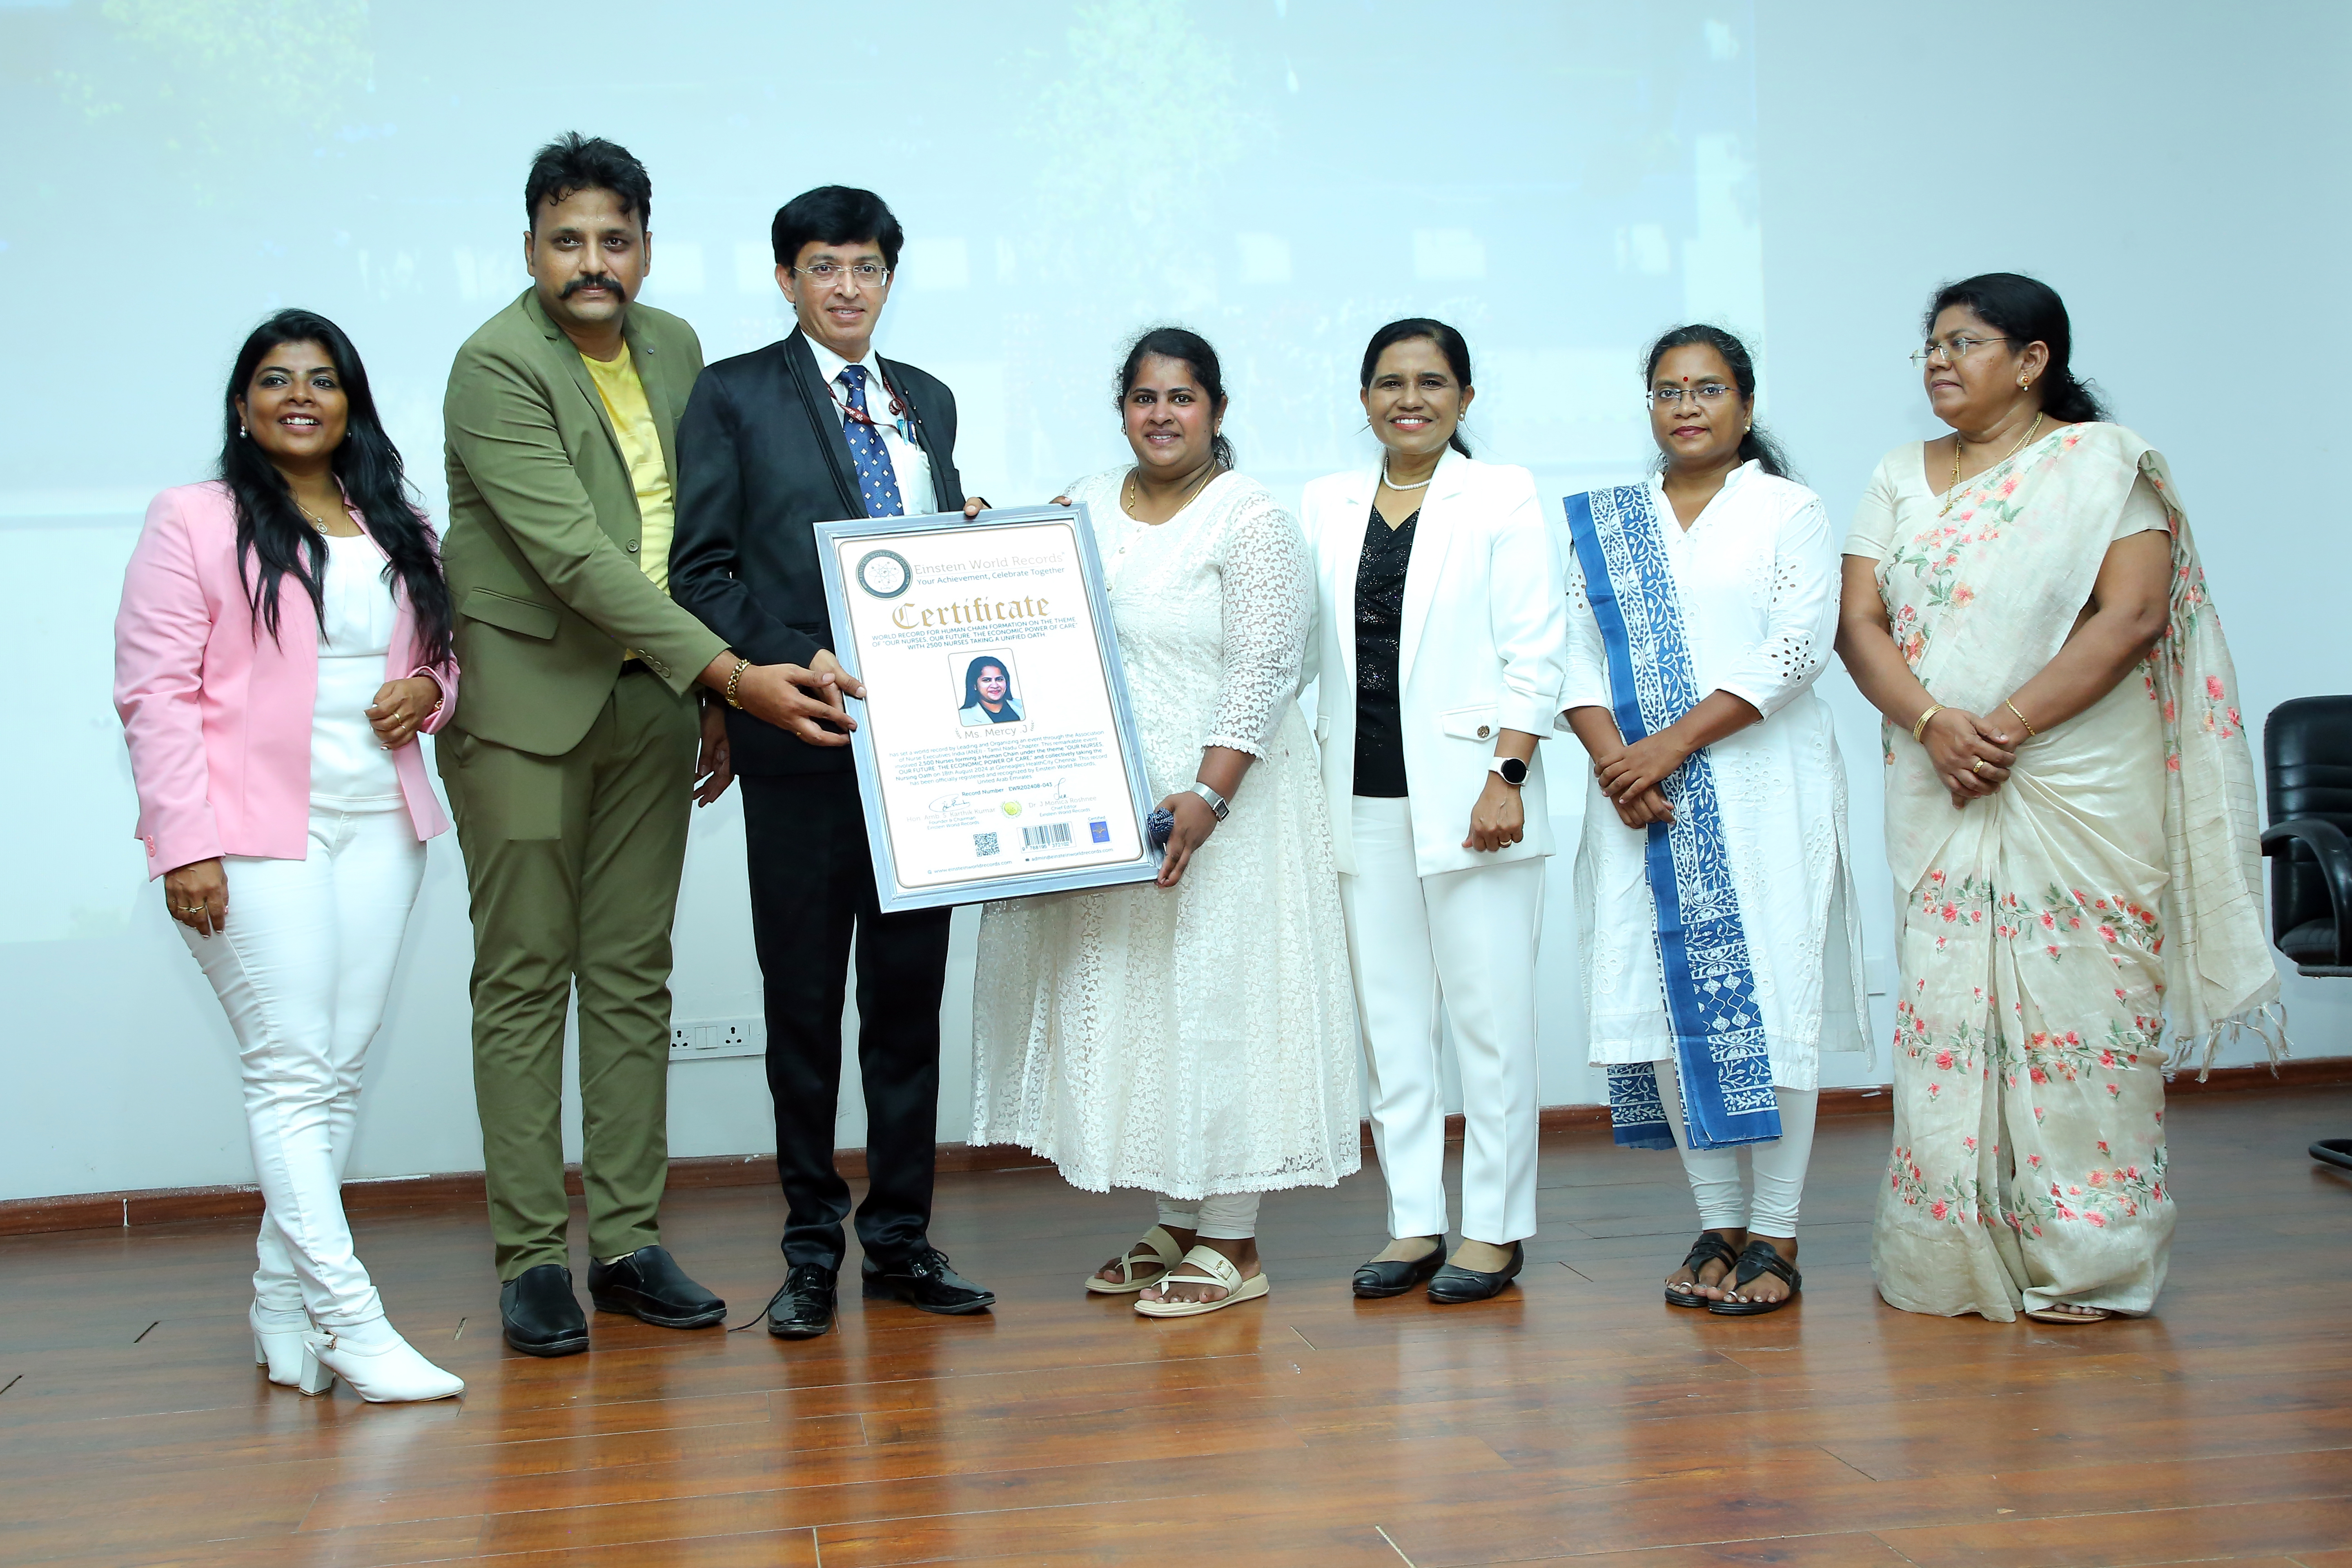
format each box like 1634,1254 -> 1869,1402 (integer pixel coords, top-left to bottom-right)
1087,1225 -> 1185,1294
2024,1303 -> 2113,1324
1133,1246 -> 1270,1318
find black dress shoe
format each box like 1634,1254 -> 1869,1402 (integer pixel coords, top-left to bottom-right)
1352,1241 -> 1448,1299
1428,1240 -> 1525,1304
501,1262 -> 590,1356
588,1244 -> 726,1329
861,1246 -> 996,1314
765,1264 -> 838,1340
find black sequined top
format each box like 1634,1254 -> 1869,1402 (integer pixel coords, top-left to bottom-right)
1351,504 -> 1419,798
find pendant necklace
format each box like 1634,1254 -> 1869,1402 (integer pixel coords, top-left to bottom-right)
1123,460 -> 1218,523
1941,411 -> 2044,517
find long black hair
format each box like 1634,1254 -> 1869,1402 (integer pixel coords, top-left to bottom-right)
220,310 -> 452,664
961,654 -> 1014,712
1359,318 -> 1475,457
1923,272 -> 2108,424
1116,326 -> 1235,469
1642,323 -> 1796,480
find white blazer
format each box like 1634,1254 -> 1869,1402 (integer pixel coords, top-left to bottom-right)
1300,448 -> 1568,878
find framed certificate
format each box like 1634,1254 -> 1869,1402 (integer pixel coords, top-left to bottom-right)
814,504 -> 1162,912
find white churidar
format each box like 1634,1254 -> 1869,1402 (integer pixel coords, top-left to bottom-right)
1651,1063 -> 1820,1234
969,469 -> 1361,1198
1340,796 -> 1545,1244
1155,1192 -> 1263,1241
181,804 -> 424,1327
1564,461 -> 1870,1091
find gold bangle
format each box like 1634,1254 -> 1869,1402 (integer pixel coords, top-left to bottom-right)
1911,703 -> 1945,744
723,657 -> 749,710
2003,697 -> 2038,737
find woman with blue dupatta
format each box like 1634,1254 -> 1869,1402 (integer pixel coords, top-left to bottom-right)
1839,275 -> 2276,1325
1562,325 -> 1869,1316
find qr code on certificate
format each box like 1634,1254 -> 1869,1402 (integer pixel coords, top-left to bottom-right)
973,832 -> 1000,857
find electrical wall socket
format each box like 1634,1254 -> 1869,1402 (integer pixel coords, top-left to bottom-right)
668,1017 -> 766,1062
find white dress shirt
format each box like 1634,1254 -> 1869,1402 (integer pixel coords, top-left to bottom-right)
802,331 -> 937,517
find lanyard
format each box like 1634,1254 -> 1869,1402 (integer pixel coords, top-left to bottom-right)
828,362 -> 920,445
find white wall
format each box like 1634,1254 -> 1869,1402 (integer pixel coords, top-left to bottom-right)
4,1 -> 2345,1202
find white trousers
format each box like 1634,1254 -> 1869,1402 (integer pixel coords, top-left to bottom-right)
179,805 -> 425,1327
1653,1061 -> 1818,1236
1156,1192 -> 1261,1241
1338,796 -> 1544,1245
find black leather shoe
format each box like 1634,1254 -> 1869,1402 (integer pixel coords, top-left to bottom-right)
861,1246 -> 996,1314
764,1264 -> 838,1340
1352,1240 -> 1448,1299
501,1263 -> 590,1356
1428,1240 -> 1526,1304
588,1244 -> 726,1329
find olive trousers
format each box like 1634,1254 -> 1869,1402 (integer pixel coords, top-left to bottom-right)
438,668 -> 699,1281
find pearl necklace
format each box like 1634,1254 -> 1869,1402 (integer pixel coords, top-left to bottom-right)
1380,459 -> 1434,492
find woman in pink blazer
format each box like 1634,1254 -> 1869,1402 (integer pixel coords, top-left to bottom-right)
114,310 -> 463,1403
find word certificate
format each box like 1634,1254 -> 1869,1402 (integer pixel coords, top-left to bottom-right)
815,505 -> 1160,912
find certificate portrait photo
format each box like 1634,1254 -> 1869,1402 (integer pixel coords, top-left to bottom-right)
957,653 -> 1027,728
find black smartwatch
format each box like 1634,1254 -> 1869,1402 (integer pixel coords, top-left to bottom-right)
1488,756 -> 1528,787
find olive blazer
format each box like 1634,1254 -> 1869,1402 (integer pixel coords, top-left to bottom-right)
440,288 -> 728,756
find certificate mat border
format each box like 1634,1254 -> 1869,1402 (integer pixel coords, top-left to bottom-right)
814,504 -> 1162,913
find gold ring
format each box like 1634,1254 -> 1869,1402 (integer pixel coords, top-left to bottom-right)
1971,759 -> 1988,775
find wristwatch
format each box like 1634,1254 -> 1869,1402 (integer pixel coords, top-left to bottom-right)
1489,756 -> 1529,787
1187,781 -> 1231,820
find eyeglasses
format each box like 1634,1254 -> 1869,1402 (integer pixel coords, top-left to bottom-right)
1646,383 -> 1735,408
1909,334 -> 2013,367
794,261 -> 891,288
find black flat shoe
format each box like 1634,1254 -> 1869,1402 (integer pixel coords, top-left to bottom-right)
589,1245 -> 727,1329
501,1263 -> 590,1357
1665,1231 -> 1743,1309
861,1247 -> 996,1314
1427,1241 -> 1524,1304
764,1264 -> 838,1340
1352,1240 -> 1447,1299
1708,1240 -> 1800,1316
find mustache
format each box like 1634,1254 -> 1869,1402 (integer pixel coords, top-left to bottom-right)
561,274 -> 623,299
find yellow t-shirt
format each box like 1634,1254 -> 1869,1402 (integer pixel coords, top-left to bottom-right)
579,349 -> 676,595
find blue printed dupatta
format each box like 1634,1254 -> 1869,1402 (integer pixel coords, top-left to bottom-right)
1566,485 -> 1782,1152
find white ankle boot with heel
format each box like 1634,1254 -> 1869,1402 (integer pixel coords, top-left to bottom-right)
296,1316 -> 464,1402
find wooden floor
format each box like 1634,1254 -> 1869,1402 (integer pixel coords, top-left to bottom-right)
6,1090 -> 2352,1568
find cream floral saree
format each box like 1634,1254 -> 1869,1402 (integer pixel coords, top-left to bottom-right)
1862,423 -> 2277,1321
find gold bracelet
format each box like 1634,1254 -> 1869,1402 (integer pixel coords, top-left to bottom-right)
1911,702 -> 1945,744
723,657 -> 750,710
2003,697 -> 2038,737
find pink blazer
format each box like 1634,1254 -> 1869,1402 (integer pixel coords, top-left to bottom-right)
114,482 -> 460,878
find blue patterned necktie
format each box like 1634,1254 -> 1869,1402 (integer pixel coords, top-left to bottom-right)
836,365 -> 905,519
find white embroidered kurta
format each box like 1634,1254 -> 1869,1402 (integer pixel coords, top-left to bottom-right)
1564,462 -> 1869,1089
969,469 -> 1362,1196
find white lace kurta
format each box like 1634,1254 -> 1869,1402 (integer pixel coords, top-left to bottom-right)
1564,462 -> 1869,1089
969,469 -> 1362,1197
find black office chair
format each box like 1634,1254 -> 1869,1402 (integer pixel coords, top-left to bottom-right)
2261,697 -> 2352,1169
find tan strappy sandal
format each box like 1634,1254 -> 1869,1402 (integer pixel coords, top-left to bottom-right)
1087,1225 -> 1185,1294
1133,1246 -> 1270,1318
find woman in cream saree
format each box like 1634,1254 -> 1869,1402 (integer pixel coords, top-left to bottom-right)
1840,274 -> 2277,1323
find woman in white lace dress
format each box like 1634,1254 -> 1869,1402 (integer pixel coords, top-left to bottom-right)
1561,325 -> 1868,1316
969,328 -> 1359,1317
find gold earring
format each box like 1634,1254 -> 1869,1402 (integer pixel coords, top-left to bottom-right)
2018,375 -> 2031,389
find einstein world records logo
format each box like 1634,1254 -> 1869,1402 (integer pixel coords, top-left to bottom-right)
855,548 -> 912,599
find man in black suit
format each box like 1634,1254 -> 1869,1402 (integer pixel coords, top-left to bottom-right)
670,187 -> 995,1337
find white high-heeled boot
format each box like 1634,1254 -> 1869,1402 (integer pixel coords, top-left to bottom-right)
251,1301 -> 314,1388
298,1317 -> 463,1402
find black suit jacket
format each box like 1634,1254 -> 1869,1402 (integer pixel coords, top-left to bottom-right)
671,331 -> 965,776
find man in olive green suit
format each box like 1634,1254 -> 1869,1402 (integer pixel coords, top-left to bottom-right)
441,134 -> 853,1356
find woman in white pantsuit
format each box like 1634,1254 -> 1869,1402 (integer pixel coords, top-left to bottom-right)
1301,319 -> 1568,1303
